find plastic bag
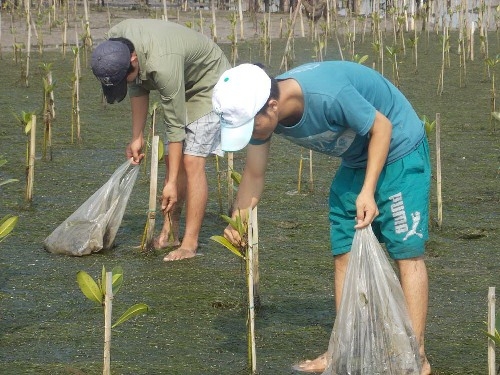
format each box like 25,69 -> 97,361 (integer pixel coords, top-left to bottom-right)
44,160 -> 140,256
322,225 -> 421,375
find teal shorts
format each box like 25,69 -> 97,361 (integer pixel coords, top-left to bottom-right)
329,137 -> 431,260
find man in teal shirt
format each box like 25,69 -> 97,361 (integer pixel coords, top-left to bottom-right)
91,19 -> 231,261
212,62 -> 431,374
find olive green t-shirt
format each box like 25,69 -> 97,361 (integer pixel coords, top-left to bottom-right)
108,19 -> 231,142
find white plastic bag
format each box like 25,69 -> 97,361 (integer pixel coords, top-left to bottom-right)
322,225 -> 421,375
44,160 -> 140,256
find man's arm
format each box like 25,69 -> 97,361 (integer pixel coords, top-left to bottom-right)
224,141 -> 271,244
355,110 -> 392,228
126,94 -> 149,164
161,141 -> 182,213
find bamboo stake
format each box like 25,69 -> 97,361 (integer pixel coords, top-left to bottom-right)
487,287 -> 496,375
62,18 -> 67,58
26,115 -> 36,202
25,6 -> 31,87
227,152 -> 234,209
211,0 -> 217,42
215,155 -> 223,214
308,149 -> 314,192
162,0 -> 168,21
145,136 -> 159,249
435,113 -> 442,228
103,271 -> 113,375
73,28 -> 81,143
297,148 -> 304,193
279,0 -> 302,72
237,0 -> 244,40
250,206 -> 260,309
247,206 -> 257,374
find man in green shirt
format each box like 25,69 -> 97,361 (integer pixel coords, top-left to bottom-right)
91,19 -> 231,261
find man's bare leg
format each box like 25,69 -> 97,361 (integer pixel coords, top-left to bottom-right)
294,254 -> 349,373
397,257 -> 431,375
155,157 -> 183,249
164,155 -> 207,261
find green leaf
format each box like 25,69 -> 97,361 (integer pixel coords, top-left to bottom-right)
230,170 -> 242,185
210,235 -> 245,259
100,265 -> 107,296
485,331 -> 500,345
76,271 -> 103,305
0,178 -> 19,187
158,140 -> 164,162
0,215 -> 18,239
111,265 -> 124,295
112,303 -> 149,328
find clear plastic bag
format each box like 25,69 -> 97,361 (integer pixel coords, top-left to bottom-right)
44,160 -> 140,256
322,225 -> 421,375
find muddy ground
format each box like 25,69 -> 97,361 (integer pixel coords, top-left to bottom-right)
0,5 -> 499,375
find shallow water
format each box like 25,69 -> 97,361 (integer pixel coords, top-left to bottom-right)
0,27 -> 499,375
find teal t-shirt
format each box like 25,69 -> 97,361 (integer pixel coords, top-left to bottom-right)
268,61 -> 424,168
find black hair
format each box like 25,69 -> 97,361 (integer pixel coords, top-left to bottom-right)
109,37 -> 136,74
254,63 -> 280,115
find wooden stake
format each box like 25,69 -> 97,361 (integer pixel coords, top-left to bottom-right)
26,115 -> 36,202
280,0 -> 302,72
103,271 -> 113,375
145,136 -> 159,249
25,6 -> 31,87
297,148 -> 303,193
250,206 -> 260,309
211,0 -> 217,42
237,0 -> 244,40
247,206 -> 257,374
215,155 -> 223,214
227,152 -> 234,209
162,0 -> 168,21
435,113 -> 442,228
308,149 -> 314,192
487,287 -> 496,375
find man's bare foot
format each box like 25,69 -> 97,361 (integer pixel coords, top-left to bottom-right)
163,247 -> 198,261
153,235 -> 180,250
292,353 -> 327,373
421,357 -> 431,375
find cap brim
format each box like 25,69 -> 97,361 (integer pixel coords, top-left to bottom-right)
220,118 -> 254,152
101,78 -> 128,104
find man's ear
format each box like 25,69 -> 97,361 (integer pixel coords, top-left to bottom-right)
130,51 -> 138,64
269,99 -> 278,111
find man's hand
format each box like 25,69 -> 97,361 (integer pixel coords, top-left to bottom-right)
161,181 -> 178,213
126,137 -> 145,165
354,189 -> 379,229
224,223 -> 242,245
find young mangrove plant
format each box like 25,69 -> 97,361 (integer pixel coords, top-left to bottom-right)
71,44 -> 81,143
227,12 -> 239,66
77,265 -> 149,375
14,111 -> 36,201
40,62 -> 56,161
210,208 -> 259,374
0,157 -> 19,243
485,54 -> 500,129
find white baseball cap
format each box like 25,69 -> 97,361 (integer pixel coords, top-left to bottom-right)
212,64 -> 271,152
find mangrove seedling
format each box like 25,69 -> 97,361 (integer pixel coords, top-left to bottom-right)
0,157 -> 19,242
210,209 -> 259,373
13,110 -> 36,201
421,115 -> 436,137
76,265 -> 149,375
40,62 -> 56,161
